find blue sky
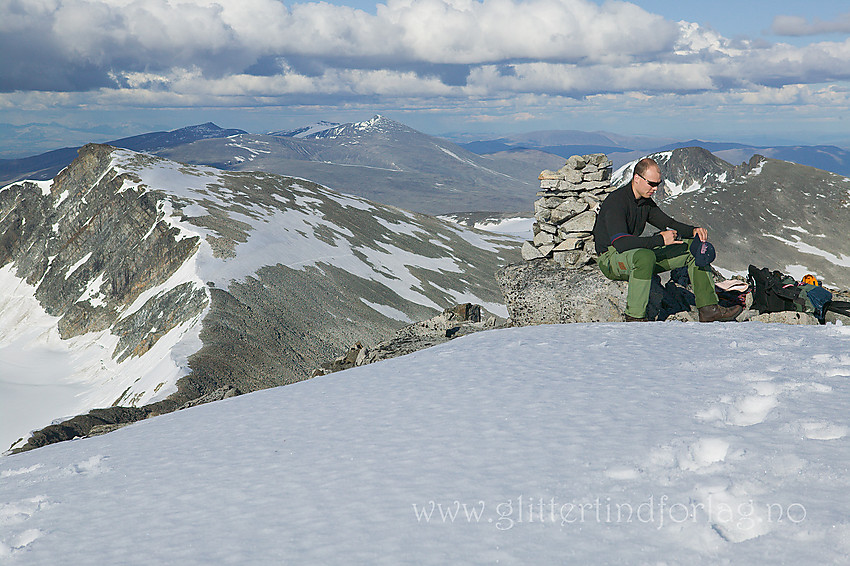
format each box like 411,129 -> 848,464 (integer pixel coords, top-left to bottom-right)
2,0 -> 850,156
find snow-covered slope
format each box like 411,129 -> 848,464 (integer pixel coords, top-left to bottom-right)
2,322 -> 849,563
0,145 -> 520,452
268,120 -> 341,138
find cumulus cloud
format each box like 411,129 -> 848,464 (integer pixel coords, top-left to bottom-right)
0,0 -> 676,92
771,13 -> 850,37
3,0 -> 850,118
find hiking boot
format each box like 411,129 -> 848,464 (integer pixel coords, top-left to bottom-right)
624,314 -> 648,322
698,303 -> 743,323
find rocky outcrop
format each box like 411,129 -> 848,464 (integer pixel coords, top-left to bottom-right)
0,144 -> 206,344
313,303 -> 500,375
495,259 -> 845,327
496,260 -> 697,324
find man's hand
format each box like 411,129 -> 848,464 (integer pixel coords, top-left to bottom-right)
661,230 -> 683,246
693,227 -> 708,241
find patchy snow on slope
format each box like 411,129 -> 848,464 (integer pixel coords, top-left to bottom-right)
664,179 -> 703,197
2,322 -> 850,564
764,233 -> 850,275
434,145 -> 512,179
473,217 -> 533,239
749,159 -> 766,176
437,145 -> 475,165
359,299 -> 414,323
2,148 -> 519,449
0,264 -> 203,452
110,150 -> 513,309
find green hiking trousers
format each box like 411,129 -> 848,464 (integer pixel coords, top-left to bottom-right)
597,240 -> 719,319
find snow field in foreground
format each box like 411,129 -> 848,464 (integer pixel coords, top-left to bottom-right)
1,322 -> 849,564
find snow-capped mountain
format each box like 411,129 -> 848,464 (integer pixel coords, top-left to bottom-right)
3,322 -> 850,563
614,147 -> 850,287
459,130 -> 850,176
268,120 -> 341,138
0,144 -> 520,452
303,114 -> 407,139
612,146 -> 738,199
158,115 -> 537,214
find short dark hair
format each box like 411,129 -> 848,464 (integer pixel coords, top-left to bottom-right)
633,157 -> 659,179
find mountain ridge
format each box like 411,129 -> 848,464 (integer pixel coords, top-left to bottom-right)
0,123 -> 247,187
0,143 -> 520,452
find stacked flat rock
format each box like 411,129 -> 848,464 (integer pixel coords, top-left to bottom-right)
522,153 -> 616,268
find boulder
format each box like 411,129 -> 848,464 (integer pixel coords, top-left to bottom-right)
521,241 -> 545,260
538,170 -> 563,180
537,243 -> 555,257
560,169 -> 583,183
538,221 -> 557,234
495,260 -> 694,325
565,155 -> 587,170
553,249 -> 593,269
549,198 -> 589,224
533,231 -> 555,246
552,238 -> 584,251
557,210 -> 597,233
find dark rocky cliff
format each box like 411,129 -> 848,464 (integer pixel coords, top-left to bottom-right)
0,143 -> 207,353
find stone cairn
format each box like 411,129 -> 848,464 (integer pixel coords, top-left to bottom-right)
522,153 -> 616,268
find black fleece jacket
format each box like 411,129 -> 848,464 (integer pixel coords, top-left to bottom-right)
592,182 -> 696,255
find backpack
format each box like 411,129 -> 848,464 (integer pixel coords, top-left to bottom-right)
747,265 -> 833,322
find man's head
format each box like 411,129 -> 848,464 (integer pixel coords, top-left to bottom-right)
632,158 -> 662,199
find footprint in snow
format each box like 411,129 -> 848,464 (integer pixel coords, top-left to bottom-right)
0,464 -> 43,479
0,495 -> 50,557
725,394 -> 779,427
799,422 -> 847,441
62,455 -> 110,476
677,438 -> 731,472
694,483 -> 772,543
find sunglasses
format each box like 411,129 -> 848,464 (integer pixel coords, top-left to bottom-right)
637,173 -> 663,188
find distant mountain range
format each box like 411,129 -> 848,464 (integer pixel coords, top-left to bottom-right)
3,116 -> 850,217
0,117 -> 561,215
457,131 -> 850,177
0,123 -> 247,187
158,115 -> 558,214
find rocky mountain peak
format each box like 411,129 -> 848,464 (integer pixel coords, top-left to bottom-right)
2,143 -> 206,345
307,114 -> 412,140
614,146 -> 738,199
268,120 -> 342,138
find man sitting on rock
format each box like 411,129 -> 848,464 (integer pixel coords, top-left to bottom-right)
591,157 -> 742,322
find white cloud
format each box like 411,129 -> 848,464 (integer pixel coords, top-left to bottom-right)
2,0 -> 677,84
465,61 -> 715,98
772,13 -> 850,37
4,0 -> 850,131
